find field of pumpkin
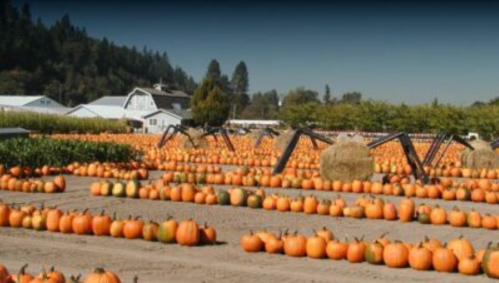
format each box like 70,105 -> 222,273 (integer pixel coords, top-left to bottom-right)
1,132 -> 499,282
0,264 -> 123,283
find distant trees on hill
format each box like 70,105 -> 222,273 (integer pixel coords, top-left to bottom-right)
0,0 -> 196,106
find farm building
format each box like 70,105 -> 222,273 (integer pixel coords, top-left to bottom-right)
0,95 -> 70,114
65,84 -> 192,133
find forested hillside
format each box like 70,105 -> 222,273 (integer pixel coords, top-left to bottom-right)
0,0 -> 196,106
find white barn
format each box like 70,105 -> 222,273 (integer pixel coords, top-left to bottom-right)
65,84 -> 193,133
0,95 -> 69,114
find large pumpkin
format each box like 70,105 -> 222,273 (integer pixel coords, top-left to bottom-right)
123,218 -> 144,239
0,264 -> 9,283
447,237 -> 475,261
92,211 -> 112,236
306,235 -> 327,259
432,247 -> 457,273
365,241 -> 384,265
482,246 -> 499,278
230,188 -> 248,206
176,219 -> 200,246
241,231 -> 263,252
409,244 -> 433,270
83,268 -> 121,283
383,242 -> 409,268
72,210 -> 92,235
347,239 -> 366,263
326,239 -> 349,260
284,235 -> 307,257
46,208 -> 62,232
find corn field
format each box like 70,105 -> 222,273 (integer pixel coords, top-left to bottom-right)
0,111 -> 128,134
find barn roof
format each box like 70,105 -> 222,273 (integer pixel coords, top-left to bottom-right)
88,96 -> 128,106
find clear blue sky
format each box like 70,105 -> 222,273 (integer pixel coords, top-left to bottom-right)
20,0 -> 499,105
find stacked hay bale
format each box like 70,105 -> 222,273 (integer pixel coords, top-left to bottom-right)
320,135 -> 374,182
180,128 -> 209,150
274,129 -> 295,150
461,139 -> 499,169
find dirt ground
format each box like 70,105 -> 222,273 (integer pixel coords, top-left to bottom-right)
0,171 -> 498,283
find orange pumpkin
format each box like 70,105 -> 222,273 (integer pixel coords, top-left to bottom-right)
176,219 -> 200,246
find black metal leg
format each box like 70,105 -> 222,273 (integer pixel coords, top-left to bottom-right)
273,130 -> 302,174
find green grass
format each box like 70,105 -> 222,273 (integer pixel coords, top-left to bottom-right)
0,111 -> 127,134
0,137 -> 140,168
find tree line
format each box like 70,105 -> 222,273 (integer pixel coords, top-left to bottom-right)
0,0 -> 196,106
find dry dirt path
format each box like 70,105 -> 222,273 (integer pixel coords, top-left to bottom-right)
0,172 -> 498,282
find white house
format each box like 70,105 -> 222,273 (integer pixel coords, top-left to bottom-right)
0,95 -> 69,114
65,84 -> 193,133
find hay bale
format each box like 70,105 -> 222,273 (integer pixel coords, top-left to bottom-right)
180,128 -> 209,150
320,139 -> 374,182
274,129 -> 295,150
461,139 -> 499,169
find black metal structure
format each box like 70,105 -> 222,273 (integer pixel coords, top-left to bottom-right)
491,139 -> 499,150
157,125 -> 192,148
367,132 -> 430,184
202,127 -> 235,152
254,128 -> 280,148
0,128 -> 30,140
272,128 -> 333,174
422,133 -> 474,167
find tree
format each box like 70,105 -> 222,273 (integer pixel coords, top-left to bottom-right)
241,90 -> 279,119
281,87 -> 320,108
324,84 -> 331,104
0,0 -> 196,105
191,78 -> 230,126
206,59 -> 221,82
230,61 -> 250,113
340,91 -> 362,104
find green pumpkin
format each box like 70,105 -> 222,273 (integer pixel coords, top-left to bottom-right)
365,241 -> 384,265
247,194 -> 262,209
196,173 -> 206,184
482,247 -> 499,279
417,212 -> 431,224
112,182 -> 126,197
159,187 -> 170,200
217,191 -> 230,205
179,173 -> 188,183
126,179 -> 140,198
157,220 -> 177,244
173,172 -> 181,183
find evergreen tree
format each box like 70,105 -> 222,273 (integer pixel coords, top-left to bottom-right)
324,84 -> 331,104
0,0 -> 196,106
230,61 -> 250,114
191,78 -> 230,126
206,59 -> 221,82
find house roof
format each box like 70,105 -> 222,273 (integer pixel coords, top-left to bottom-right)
142,109 -> 193,120
139,87 -> 190,99
0,95 -> 45,106
88,96 -> 127,106
0,105 -> 70,114
66,105 -> 149,121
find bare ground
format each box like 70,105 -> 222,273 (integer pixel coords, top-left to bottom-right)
0,171 -> 498,283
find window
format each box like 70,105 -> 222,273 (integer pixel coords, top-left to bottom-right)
40,100 -> 45,105
172,103 -> 181,110
150,119 -> 157,126
150,101 -> 154,106
47,100 -> 51,105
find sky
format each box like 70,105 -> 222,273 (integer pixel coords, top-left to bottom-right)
18,0 -> 499,105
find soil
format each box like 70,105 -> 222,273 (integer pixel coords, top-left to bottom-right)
0,171 -> 498,283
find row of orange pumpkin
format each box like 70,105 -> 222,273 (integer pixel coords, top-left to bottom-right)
0,174 -> 66,193
161,170 -> 499,205
240,229 -> 499,279
0,202 -> 216,246
89,180 -> 499,231
0,265 -> 122,283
